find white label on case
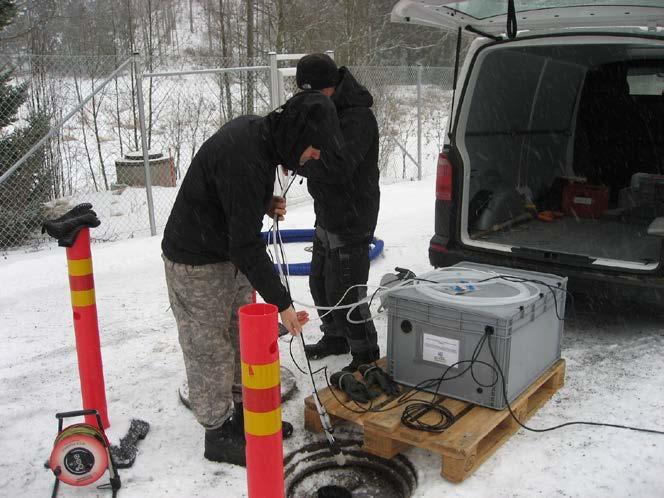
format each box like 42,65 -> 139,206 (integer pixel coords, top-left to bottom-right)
422,333 -> 459,366
573,196 -> 593,205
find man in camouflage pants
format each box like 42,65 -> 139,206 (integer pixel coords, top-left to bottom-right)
162,91 -> 353,467
164,260 -> 251,436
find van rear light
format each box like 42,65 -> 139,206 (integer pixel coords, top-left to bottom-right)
436,152 -> 453,201
430,242 -> 448,253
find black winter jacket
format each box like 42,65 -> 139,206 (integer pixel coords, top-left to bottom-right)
162,92 -> 348,311
299,67 -> 380,243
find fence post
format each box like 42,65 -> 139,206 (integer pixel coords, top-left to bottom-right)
269,51 -> 279,109
416,63 -> 423,181
133,52 -> 157,237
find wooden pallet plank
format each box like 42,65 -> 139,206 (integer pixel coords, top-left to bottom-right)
363,428 -> 410,459
441,400 -> 530,482
302,357 -> 565,484
435,359 -> 565,457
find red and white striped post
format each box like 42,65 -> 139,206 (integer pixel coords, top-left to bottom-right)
239,303 -> 284,498
65,227 -> 110,429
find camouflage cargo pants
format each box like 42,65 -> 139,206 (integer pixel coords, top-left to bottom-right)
163,255 -> 252,430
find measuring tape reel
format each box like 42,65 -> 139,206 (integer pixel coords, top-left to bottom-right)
50,423 -> 109,486
48,409 -> 120,497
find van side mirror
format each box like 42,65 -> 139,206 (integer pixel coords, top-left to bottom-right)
647,217 -> 664,237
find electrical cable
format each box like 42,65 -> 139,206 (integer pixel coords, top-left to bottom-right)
269,189 -> 658,437
484,334 -> 664,436
282,251 -> 662,436
273,171 -> 346,465
285,260 -> 555,431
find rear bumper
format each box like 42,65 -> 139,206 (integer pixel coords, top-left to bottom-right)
429,239 -> 664,304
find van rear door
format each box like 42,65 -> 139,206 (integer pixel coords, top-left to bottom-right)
391,1 -> 664,35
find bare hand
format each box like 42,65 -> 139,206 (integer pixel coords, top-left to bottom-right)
280,306 -> 308,336
267,195 -> 287,221
296,310 -> 309,325
299,145 -> 321,166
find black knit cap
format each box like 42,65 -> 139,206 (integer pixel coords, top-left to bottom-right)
296,53 -> 339,91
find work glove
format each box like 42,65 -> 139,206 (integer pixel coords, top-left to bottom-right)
41,203 -> 101,247
359,364 -> 400,397
330,371 -> 379,404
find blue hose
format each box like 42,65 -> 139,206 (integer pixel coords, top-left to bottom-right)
262,228 -> 384,276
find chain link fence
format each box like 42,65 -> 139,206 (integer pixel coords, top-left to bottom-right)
0,54 -> 136,250
137,56 -> 273,234
280,64 -> 454,205
0,54 -> 453,253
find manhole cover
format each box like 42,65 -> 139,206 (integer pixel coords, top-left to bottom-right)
178,366 -> 298,409
284,440 -> 417,498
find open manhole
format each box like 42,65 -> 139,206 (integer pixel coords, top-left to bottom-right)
178,366 -> 298,409
284,439 -> 417,498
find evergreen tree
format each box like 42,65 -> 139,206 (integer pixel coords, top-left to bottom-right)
0,0 -> 51,247
0,0 -> 16,31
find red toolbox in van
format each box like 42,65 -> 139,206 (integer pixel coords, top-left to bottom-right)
562,184 -> 609,219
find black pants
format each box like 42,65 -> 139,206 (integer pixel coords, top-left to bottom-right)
308,234 -> 378,355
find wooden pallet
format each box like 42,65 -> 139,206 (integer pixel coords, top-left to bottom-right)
304,358 -> 565,483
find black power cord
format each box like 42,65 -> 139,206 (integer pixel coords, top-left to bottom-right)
286,267 -> 568,433
273,200 -> 661,437
287,289 -> 664,438
484,333 -> 664,436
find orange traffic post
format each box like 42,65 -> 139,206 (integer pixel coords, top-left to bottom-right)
239,303 -> 284,498
66,227 -> 110,429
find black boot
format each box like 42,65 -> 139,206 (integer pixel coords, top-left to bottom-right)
233,402 -> 294,439
304,335 -> 350,360
342,349 -> 380,373
204,418 -> 246,466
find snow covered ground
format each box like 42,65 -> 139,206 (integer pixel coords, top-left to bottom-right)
1,177 -> 663,497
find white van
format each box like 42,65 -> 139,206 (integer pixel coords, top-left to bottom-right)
392,1 -> 664,303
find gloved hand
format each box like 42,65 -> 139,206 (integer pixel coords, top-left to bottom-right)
330,371 -> 379,404
359,364 -> 400,397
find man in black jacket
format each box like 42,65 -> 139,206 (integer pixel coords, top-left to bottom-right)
162,90 -> 351,466
295,54 -> 381,372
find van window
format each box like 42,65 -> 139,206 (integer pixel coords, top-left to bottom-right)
464,47 -> 585,205
459,42 -> 664,266
627,67 -> 664,95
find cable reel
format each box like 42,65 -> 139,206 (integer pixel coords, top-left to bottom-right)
48,409 -> 120,497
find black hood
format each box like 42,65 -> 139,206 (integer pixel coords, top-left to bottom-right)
332,67 -> 374,111
266,90 -> 341,171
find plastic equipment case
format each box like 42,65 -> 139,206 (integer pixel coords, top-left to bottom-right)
386,262 -> 567,410
562,183 -> 609,219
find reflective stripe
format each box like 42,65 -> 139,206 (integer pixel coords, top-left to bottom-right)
242,384 -> 281,413
243,407 -> 281,436
241,360 -> 280,390
69,274 -> 95,291
68,258 -> 93,277
71,289 -> 96,307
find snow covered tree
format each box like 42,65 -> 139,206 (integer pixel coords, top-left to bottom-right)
0,0 -> 50,247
